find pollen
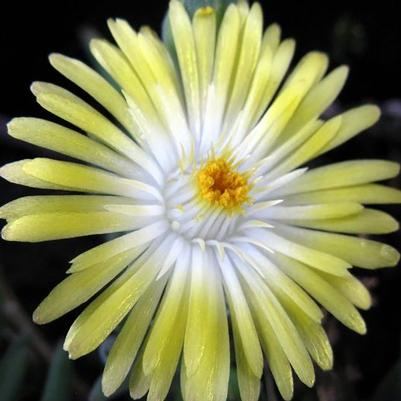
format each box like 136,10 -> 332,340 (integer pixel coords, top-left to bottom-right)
196,158 -> 250,210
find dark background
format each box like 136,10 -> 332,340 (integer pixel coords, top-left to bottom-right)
0,1 -> 400,400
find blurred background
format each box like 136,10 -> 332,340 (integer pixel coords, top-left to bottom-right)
0,0 -> 400,400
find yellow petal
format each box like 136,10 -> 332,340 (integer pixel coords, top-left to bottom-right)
143,246 -> 190,376
223,3 -> 263,128
33,248 -> 141,324
169,0 -> 201,135
193,6 -> 216,108
219,254 -> 263,377
274,223 -> 400,269
182,253 -> 230,401
31,81 -> 163,183
289,310 -> 333,371
247,289 -> 293,401
272,160 -> 400,197
1,211 -> 146,242
108,19 -> 191,153
102,275 -> 167,396
232,320 -> 261,401
89,38 -> 161,127
69,221 -> 168,271
252,38 -> 296,123
129,348 -> 151,400
241,246 -> 323,323
7,118 -> 136,177
283,51 -> 328,91
49,53 -> 134,133
244,228 -> 351,276
318,272 -> 372,310
288,208 -> 399,234
213,4 -> 241,127
237,259 -> 315,388
22,158 -> 161,201
144,247 -> 190,401
273,253 -> 367,334
0,195 -> 132,219
265,115 -> 342,178
0,160 -> 70,191
320,104 -> 381,154
261,23 -> 281,54
183,247 -> 220,376
64,238 -> 175,359
259,202 -> 363,221
283,65 -> 349,138
282,184 -> 401,205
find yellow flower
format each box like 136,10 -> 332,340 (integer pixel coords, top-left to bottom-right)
1,1 -> 400,400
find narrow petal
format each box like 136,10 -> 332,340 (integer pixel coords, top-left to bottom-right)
183,247 -> 220,375
89,38 -> 161,127
193,6 -> 216,110
252,38 -> 296,123
223,3 -> 263,130
243,227 -> 351,276
261,23 -> 281,54
144,246 -> 191,401
281,184 -> 401,206
1,211 -> 150,242
317,272 -> 372,310
274,223 -> 400,269
287,208 -> 399,234
7,118 -> 136,177
240,244 -> 323,322
271,160 -> 400,197
288,310 -> 333,371
169,0 -> 201,135
0,195 -> 133,219
256,202 -> 363,221
129,348 -> 150,400
182,250 -> 230,401
264,115 -> 342,179
108,19 -> 191,152
236,257 -> 315,388
283,65 -> 349,138
21,158 -> 161,201
33,247 -> 142,324
102,273 -> 168,396
69,221 -> 168,271
49,53 -> 134,133
218,253 -> 264,377
232,317 -> 261,401
31,81 -> 163,183
64,238 -> 175,359
212,4 -> 241,135
272,252 -> 367,334
320,105 -> 381,154
0,160 -> 70,191
244,276 -> 294,401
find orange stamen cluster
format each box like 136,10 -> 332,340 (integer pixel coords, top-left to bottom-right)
197,158 -> 250,211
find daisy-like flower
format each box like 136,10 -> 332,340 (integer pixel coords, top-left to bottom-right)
1,1 -> 400,400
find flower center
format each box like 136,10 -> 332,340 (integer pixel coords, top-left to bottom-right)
196,157 -> 250,211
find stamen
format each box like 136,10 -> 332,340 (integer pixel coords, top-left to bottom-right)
196,157 -> 250,211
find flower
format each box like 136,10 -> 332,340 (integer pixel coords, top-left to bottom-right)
1,1 -> 400,400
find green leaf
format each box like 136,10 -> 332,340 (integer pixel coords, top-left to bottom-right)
0,336 -> 30,401
88,376 -> 128,401
88,377 -> 108,401
162,13 -> 176,58
40,342 -> 73,401
161,0 -> 240,54
370,355 -> 401,401
227,367 -> 240,401
181,0 -> 237,18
